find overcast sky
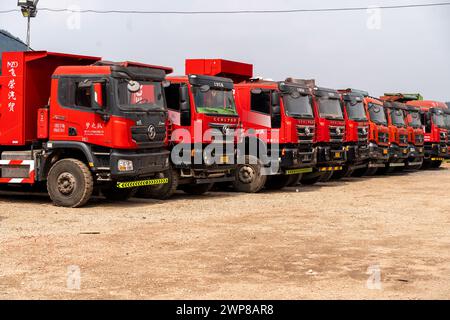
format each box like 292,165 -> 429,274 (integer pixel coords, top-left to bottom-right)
1,0 -> 449,101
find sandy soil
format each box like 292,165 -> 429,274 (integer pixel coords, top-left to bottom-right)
0,164 -> 449,300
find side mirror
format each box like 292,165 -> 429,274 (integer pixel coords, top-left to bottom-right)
271,91 -> 281,129
179,84 -> 191,126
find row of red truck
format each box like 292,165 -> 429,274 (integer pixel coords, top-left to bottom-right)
0,51 -> 448,207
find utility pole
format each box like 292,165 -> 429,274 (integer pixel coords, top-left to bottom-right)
17,0 -> 39,51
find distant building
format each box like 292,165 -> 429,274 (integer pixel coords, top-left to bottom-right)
0,30 -> 27,73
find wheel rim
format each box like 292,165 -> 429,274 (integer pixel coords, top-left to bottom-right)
57,172 -> 76,196
238,165 -> 256,184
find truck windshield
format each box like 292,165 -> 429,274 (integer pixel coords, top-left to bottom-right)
406,111 -> 422,128
192,87 -> 237,116
317,97 -> 344,120
117,80 -> 165,111
444,113 -> 450,130
432,112 -> 446,129
345,101 -> 367,121
283,93 -> 314,119
390,109 -> 406,127
368,103 -> 387,125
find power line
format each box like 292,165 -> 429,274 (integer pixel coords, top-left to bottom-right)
0,2 -> 450,15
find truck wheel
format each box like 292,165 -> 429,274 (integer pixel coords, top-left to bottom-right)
431,160 -> 443,169
47,159 -> 93,208
300,173 -> 321,185
102,186 -> 137,201
420,160 -> 431,170
377,165 -> 395,175
180,183 -> 213,195
286,174 -> 302,187
319,171 -> 334,182
137,166 -> 178,200
233,155 -> 267,193
265,175 -> 291,190
364,167 -> 378,176
352,167 -> 367,177
331,167 -> 352,180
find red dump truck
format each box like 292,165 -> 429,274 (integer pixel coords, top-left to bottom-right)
285,79 -> 346,183
184,59 -> 316,192
405,101 -> 448,168
0,51 -> 172,207
138,67 -> 239,199
362,96 -> 390,175
335,89 -> 370,177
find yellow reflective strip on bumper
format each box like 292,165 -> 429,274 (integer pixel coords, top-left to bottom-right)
285,168 -> 313,175
117,178 -> 169,189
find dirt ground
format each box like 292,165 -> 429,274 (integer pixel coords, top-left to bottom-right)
0,164 -> 449,300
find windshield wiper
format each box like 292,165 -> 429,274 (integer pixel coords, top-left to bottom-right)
288,112 -> 314,118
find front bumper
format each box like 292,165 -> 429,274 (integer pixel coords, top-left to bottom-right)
425,143 -> 448,159
280,146 -> 316,169
110,149 -> 170,179
345,144 -> 370,165
368,143 -> 389,162
316,145 -> 346,167
389,144 -> 409,163
407,144 -> 424,160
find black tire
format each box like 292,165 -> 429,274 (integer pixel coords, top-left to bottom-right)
102,186 -> 137,201
352,167 -> 368,177
364,167 -> 379,176
300,173 -> 321,185
431,160 -> 443,169
406,164 -> 423,171
265,175 -> 291,190
319,171 -> 334,182
232,155 -> 267,193
180,183 -> 213,195
137,166 -> 178,200
420,159 -> 432,170
331,166 -> 352,180
47,158 -> 93,208
378,165 -> 396,175
286,174 -> 302,187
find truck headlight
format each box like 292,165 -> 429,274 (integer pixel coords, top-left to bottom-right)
118,159 -> 134,172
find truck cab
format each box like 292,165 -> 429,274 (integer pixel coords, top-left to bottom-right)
403,105 -> 425,169
183,59 -> 316,192
0,51 -> 171,207
380,101 -> 409,173
406,100 -> 448,168
138,73 -> 239,199
443,108 -> 450,157
363,97 -> 390,175
336,89 -> 370,177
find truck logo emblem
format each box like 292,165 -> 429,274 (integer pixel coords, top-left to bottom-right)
222,125 -> 231,135
305,127 -> 311,135
147,125 -> 157,140
336,127 -> 342,135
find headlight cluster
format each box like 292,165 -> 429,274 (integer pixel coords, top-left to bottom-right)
118,159 -> 134,172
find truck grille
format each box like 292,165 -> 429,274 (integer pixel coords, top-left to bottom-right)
297,126 -> 315,143
329,126 -> 345,143
399,134 -> 408,145
378,132 -> 389,144
131,124 -> 166,148
415,134 -> 424,145
357,127 -> 369,142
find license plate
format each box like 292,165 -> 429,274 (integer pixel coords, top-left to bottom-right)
383,149 -> 388,155
220,156 -> 229,164
403,149 -> 408,154
335,152 -> 341,158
